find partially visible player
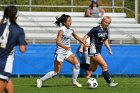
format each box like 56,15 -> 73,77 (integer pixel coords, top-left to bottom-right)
37,14 -> 89,88
0,6 -> 27,93
81,16 -> 118,87
79,38 -> 97,78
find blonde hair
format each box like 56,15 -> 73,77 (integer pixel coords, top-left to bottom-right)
99,16 -> 111,24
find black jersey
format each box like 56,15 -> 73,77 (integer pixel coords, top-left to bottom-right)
0,23 -> 26,80
87,25 -> 108,54
0,23 -> 26,62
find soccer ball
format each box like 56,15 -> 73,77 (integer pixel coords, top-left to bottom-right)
87,78 -> 98,88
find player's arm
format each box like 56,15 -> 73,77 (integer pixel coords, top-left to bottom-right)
79,35 -> 90,53
82,35 -> 89,44
18,30 -> 27,53
19,45 -> 26,53
79,44 -> 84,53
72,32 -> 89,47
56,30 -> 70,50
81,34 -> 90,47
103,39 -> 112,55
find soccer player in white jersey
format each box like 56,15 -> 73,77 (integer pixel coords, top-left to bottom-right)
0,6 -> 27,93
37,14 -> 89,88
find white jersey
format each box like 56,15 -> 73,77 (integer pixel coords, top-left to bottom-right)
55,26 -> 73,55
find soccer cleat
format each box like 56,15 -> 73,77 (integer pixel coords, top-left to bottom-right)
108,80 -> 118,87
73,81 -> 82,87
37,79 -> 43,88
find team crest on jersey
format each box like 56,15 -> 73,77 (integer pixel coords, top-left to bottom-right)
98,33 -> 107,37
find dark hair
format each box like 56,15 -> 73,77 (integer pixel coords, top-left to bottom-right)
0,5 -> 18,24
55,14 -> 71,27
89,2 -> 99,8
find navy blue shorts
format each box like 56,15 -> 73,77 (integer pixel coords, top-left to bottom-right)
0,55 -> 14,81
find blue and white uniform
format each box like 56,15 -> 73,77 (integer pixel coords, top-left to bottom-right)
55,26 -> 73,62
87,25 -> 108,56
0,23 -> 26,81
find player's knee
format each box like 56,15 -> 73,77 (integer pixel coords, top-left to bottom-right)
102,64 -> 108,71
73,63 -> 80,70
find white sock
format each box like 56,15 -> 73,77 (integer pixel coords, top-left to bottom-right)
72,64 -> 80,83
40,71 -> 57,81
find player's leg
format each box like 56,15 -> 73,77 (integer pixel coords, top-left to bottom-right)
79,62 -> 91,78
66,53 -> 82,87
41,60 -> 62,80
85,53 -> 91,78
37,54 -> 63,88
0,55 -> 14,92
86,57 -> 98,78
80,52 -> 90,71
91,55 -> 118,86
4,80 -> 14,93
80,63 -> 90,70
89,57 -> 98,72
0,79 -> 7,93
37,60 -> 62,88
91,55 -> 107,71
85,71 -> 92,78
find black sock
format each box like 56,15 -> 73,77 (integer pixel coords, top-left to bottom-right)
102,71 -> 111,84
80,63 -> 90,71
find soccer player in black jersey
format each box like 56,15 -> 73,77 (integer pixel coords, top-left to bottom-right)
0,6 -> 27,93
80,16 -> 118,87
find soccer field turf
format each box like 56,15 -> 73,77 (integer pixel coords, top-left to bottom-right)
12,77 -> 140,93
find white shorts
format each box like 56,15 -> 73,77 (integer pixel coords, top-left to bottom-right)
55,50 -> 73,62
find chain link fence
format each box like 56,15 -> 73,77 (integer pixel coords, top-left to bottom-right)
0,0 -> 139,20
0,0 -> 136,11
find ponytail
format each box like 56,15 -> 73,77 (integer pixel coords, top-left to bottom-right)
55,17 -> 62,27
0,5 -> 17,48
55,14 -> 71,27
0,15 -> 6,25
0,5 -> 18,24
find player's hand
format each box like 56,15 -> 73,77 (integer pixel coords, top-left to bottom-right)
109,50 -> 113,56
85,44 -> 90,48
79,48 -> 83,53
64,46 -> 70,51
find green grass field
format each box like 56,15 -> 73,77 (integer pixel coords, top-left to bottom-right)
11,77 -> 140,93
